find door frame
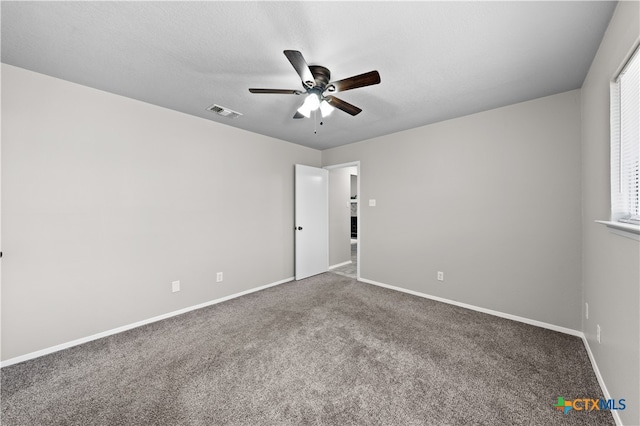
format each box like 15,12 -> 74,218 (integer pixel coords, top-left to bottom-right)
324,161 -> 360,280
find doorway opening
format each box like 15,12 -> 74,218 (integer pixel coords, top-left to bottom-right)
325,161 -> 360,280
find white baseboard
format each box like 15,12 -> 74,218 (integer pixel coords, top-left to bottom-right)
329,260 -> 352,269
358,277 -> 582,337
1,276 -> 295,368
581,335 -> 624,426
4,274 -> 621,426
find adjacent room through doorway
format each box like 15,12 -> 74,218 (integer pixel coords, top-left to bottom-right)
327,162 -> 359,280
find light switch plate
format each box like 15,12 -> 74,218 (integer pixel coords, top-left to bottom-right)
369,199 -> 376,207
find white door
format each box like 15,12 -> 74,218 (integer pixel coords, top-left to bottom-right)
295,164 -> 328,280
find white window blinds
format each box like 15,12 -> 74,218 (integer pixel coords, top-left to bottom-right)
611,47 -> 640,224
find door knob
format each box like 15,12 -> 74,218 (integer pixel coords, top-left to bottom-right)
296,226 -> 303,230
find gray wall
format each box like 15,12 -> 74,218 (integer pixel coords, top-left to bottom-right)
1,64 -> 321,361
581,2 -> 639,424
328,167 -> 352,267
323,90 -> 582,330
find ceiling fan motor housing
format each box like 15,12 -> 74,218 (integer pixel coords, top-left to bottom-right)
308,65 -> 331,91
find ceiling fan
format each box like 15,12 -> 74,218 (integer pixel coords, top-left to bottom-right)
249,50 -> 380,119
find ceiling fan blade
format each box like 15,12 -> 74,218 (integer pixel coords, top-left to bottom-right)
249,88 -> 304,95
325,96 -> 362,116
329,71 -> 381,93
293,111 -> 305,119
284,50 -> 315,88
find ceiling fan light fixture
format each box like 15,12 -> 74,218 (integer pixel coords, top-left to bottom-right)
320,100 -> 334,117
304,93 -> 321,111
297,103 -> 312,118
297,93 -> 321,118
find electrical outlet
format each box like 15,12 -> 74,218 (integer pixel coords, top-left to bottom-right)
172,280 -> 180,293
585,302 -> 589,319
437,271 -> 444,281
597,324 -> 601,344
216,272 -> 223,282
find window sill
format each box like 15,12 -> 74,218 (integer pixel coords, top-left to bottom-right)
595,220 -> 640,241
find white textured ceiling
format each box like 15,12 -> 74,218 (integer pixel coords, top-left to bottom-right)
1,1 -> 616,150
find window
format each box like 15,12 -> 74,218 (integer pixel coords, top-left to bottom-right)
610,46 -> 640,225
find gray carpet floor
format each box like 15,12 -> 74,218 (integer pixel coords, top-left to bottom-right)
1,273 -> 613,425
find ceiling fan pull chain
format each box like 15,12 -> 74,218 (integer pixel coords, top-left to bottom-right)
314,109 -> 317,135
